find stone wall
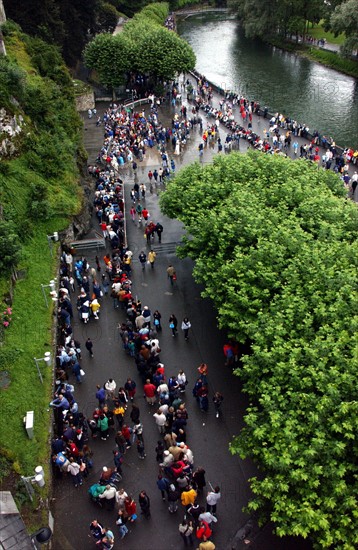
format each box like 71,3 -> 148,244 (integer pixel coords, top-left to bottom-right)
0,109 -> 24,158
75,92 -> 95,112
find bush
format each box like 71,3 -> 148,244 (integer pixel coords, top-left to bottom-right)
27,182 -> 51,220
0,220 -> 21,274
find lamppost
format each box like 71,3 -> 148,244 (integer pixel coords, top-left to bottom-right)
33,352 -> 51,384
40,279 -> 57,307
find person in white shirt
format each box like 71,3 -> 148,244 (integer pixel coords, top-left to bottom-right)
104,378 -> 117,400
206,486 -> 221,514
153,410 -> 167,433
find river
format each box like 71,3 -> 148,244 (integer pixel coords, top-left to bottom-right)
177,12 -> 358,149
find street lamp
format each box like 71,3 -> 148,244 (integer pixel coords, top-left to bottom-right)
41,278 -> 57,307
34,352 -> 51,384
21,466 -> 46,502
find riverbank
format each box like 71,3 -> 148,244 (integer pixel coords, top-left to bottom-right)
266,36 -> 358,79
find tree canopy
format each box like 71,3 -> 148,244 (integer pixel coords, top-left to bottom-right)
3,0 -> 123,65
330,0 -> 358,53
160,152 -> 358,549
84,3 -> 196,88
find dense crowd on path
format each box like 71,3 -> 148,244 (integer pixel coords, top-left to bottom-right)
186,74 -> 358,198
49,98 -> 231,549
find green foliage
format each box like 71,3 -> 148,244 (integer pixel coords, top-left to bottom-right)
229,0 -> 325,38
308,47 -> 358,78
170,0 -> 203,8
97,2 -> 122,33
330,0 -> 358,52
0,28 -> 83,481
0,220 -> 21,273
160,152 -> 358,549
84,32 -> 134,88
27,182 -> 51,221
84,2 -> 195,86
0,56 -> 27,110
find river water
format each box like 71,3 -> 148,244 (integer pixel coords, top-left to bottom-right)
177,12 -> 358,149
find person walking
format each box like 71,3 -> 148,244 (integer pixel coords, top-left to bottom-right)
177,369 -> 188,392
104,378 -> 117,401
144,379 -> 157,405
169,314 -> 178,337
157,474 -> 170,501
85,338 -> 94,357
130,205 -> 136,222
136,438 -> 146,459
99,485 -> 117,510
181,485 -> 198,511
179,518 -> 194,546
213,392 -> 224,418
192,467 -> 206,494
96,384 -> 106,407
153,409 -> 167,433
139,490 -> 151,519
156,222 -> 163,243
206,486 -> 221,515
168,483 -> 180,513
68,457 -> 82,487
197,537 -> 216,550
90,519 -> 104,542
125,378 -> 137,402
138,251 -> 147,271
98,414 -> 109,441
155,440 -> 165,462
148,249 -> 157,268
167,264 -> 176,285
181,317 -> 191,341
115,510 -> 129,540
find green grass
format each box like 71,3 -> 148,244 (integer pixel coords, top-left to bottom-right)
308,47 -> 358,78
0,30 -> 83,484
72,78 -> 93,97
0,234 -> 57,475
307,21 -> 345,45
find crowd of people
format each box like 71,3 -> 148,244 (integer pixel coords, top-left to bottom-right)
50,95 -> 230,549
52,64 -> 358,547
187,74 -> 358,197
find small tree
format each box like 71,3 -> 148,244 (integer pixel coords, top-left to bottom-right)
0,220 -> 21,274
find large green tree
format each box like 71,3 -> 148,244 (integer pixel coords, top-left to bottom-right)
84,3 -> 195,87
83,32 -> 134,88
330,0 -> 358,53
160,152 -> 358,549
228,0 -> 324,39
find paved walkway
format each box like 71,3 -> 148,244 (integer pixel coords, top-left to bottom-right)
51,88 -> 338,549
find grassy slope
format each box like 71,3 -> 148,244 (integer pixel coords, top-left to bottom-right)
0,33 -> 82,480
308,21 -> 345,45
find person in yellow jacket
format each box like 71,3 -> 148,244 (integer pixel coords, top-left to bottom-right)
148,250 -> 157,269
181,485 -> 197,511
90,298 -> 101,319
197,537 -> 216,550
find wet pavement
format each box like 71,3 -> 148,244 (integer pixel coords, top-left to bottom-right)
50,89 -> 328,549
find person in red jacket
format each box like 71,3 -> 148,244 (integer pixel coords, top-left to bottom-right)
124,496 -> 137,522
196,520 -> 212,540
144,379 -> 156,406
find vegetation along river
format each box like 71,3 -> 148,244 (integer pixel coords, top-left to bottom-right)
177,12 -> 358,149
